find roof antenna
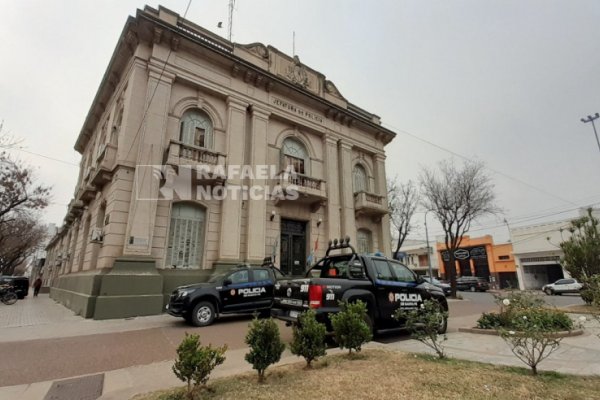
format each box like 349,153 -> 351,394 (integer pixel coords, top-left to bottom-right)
227,0 -> 235,41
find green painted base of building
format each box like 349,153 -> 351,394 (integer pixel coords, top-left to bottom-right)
50,257 -> 213,320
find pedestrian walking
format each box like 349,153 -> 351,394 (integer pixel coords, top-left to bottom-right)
33,277 -> 42,297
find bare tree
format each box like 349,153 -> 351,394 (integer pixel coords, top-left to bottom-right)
0,213 -> 47,275
0,154 -> 50,225
388,178 -> 419,259
419,160 -> 499,297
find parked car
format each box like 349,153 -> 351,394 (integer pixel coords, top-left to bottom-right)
271,237 -> 448,335
166,259 -> 286,327
0,276 -> 29,299
542,278 -> 583,295
455,276 -> 489,292
422,276 -> 451,296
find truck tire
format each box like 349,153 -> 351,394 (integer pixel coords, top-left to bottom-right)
436,311 -> 448,334
190,301 -> 216,327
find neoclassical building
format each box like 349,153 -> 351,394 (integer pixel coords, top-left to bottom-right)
44,5 -> 396,319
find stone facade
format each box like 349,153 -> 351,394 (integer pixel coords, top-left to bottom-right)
44,5 -> 396,319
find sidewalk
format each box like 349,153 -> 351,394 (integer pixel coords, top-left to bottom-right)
0,346 -> 347,400
3,316 -> 599,400
0,295 -> 175,343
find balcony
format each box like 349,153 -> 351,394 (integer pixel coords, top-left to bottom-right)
275,172 -> 327,211
91,143 -> 117,187
354,191 -> 388,221
165,140 -> 227,184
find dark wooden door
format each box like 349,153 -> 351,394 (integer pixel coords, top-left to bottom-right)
280,219 -> 307,276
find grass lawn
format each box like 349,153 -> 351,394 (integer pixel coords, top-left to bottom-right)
133,349 -> 600,400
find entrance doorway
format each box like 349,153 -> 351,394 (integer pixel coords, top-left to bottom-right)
280,219 -> 307,276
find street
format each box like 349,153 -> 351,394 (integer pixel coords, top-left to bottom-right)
0,292 -> 584,388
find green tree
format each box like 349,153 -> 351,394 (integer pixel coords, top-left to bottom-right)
290,309 -> 327,367
560,208 -> 600,280
330,300 -> 372,355
172,333 -> 227,399
245,317 -> 285,382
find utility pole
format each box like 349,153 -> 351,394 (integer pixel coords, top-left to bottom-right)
581,113 -> 600,153
227,0 -> 235,42
424,210 -> 434,278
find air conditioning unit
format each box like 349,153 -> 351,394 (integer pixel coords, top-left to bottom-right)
90,227 -> 104,242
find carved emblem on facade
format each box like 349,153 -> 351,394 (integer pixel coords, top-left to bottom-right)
286,56 -> 310,89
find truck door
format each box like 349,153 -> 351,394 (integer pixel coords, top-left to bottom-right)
371,259 -> 401,323
251,268 -> 275,309
219,269 -> 254,312
388,260 -> 424,310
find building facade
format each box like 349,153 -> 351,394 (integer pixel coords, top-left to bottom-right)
397,239 -> 439,277
436,235 -> 517,289
511,208 -> 600,290
45,6 -> 396,319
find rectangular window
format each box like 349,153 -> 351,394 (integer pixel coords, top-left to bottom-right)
373,260 -> 394,281
389,261 -> 417,283
253,269 -> 271,282
498,255 -> 510,260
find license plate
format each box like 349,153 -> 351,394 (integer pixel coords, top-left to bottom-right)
289,310 -> 299,319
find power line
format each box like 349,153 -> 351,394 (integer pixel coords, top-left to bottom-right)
383,122 -> 578,206
5,147 -> 79,167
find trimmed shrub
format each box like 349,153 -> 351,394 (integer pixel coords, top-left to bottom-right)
330,300 -> 372,355
245,317 -> 285,382
172,333 -> 227,399
290,309 -> 327,367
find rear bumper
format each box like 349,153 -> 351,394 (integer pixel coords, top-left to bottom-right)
272,307 -> 335,330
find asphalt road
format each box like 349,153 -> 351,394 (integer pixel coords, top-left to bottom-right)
0,291 -> 584,387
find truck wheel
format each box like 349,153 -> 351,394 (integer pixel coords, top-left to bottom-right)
545,288 -> 553,296
363,313 -> 374,337
436,311 -> 448,334
470,286 -> 476,292
191,301 -> 216,327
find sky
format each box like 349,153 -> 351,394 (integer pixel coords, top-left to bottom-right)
1,0 -> 600,244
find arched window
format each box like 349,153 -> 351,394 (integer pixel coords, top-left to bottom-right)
180,109 -> 213,149
353,164 -> 368,193
166,203 -> 206,268
282,137 -> 309,175
356,229 -> 372,254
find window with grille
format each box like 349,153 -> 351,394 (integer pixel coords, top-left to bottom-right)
282,138 -> 309,175
166,203 -> 206,268
356,229 -> 372,254
353,164 -> 368,193
180,110 -> 213,149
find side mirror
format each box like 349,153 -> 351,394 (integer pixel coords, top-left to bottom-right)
416,276 -> 426,284
223,279 -> 232,286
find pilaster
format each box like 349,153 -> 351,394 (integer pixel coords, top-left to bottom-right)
123,67 -> 174,256
338,140 -> 356,245
374,153 -> 391,255
218,97 -> 248,261
246,106 -> 270,262
324,134 -> 341,240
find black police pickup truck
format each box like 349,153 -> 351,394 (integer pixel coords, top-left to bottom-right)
271,237 -> 448,334
166,259 -> 285,327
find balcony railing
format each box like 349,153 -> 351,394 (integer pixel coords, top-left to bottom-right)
281,172 -> 323,191
354,191 -> 387,220
166,140 -> 226,167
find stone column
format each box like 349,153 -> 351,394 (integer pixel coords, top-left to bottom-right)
218,97 -> 248,263
374,153 -> 392,255
246,106 -> 270,263
324,134 -> 341,241
123,65 -> 174,256
338,140 -> 356,245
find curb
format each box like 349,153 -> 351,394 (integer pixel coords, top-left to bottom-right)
458,327 -> 584,338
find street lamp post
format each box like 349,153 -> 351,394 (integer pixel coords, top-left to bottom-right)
581,113 -> 600,153
424,210 -> 434,278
